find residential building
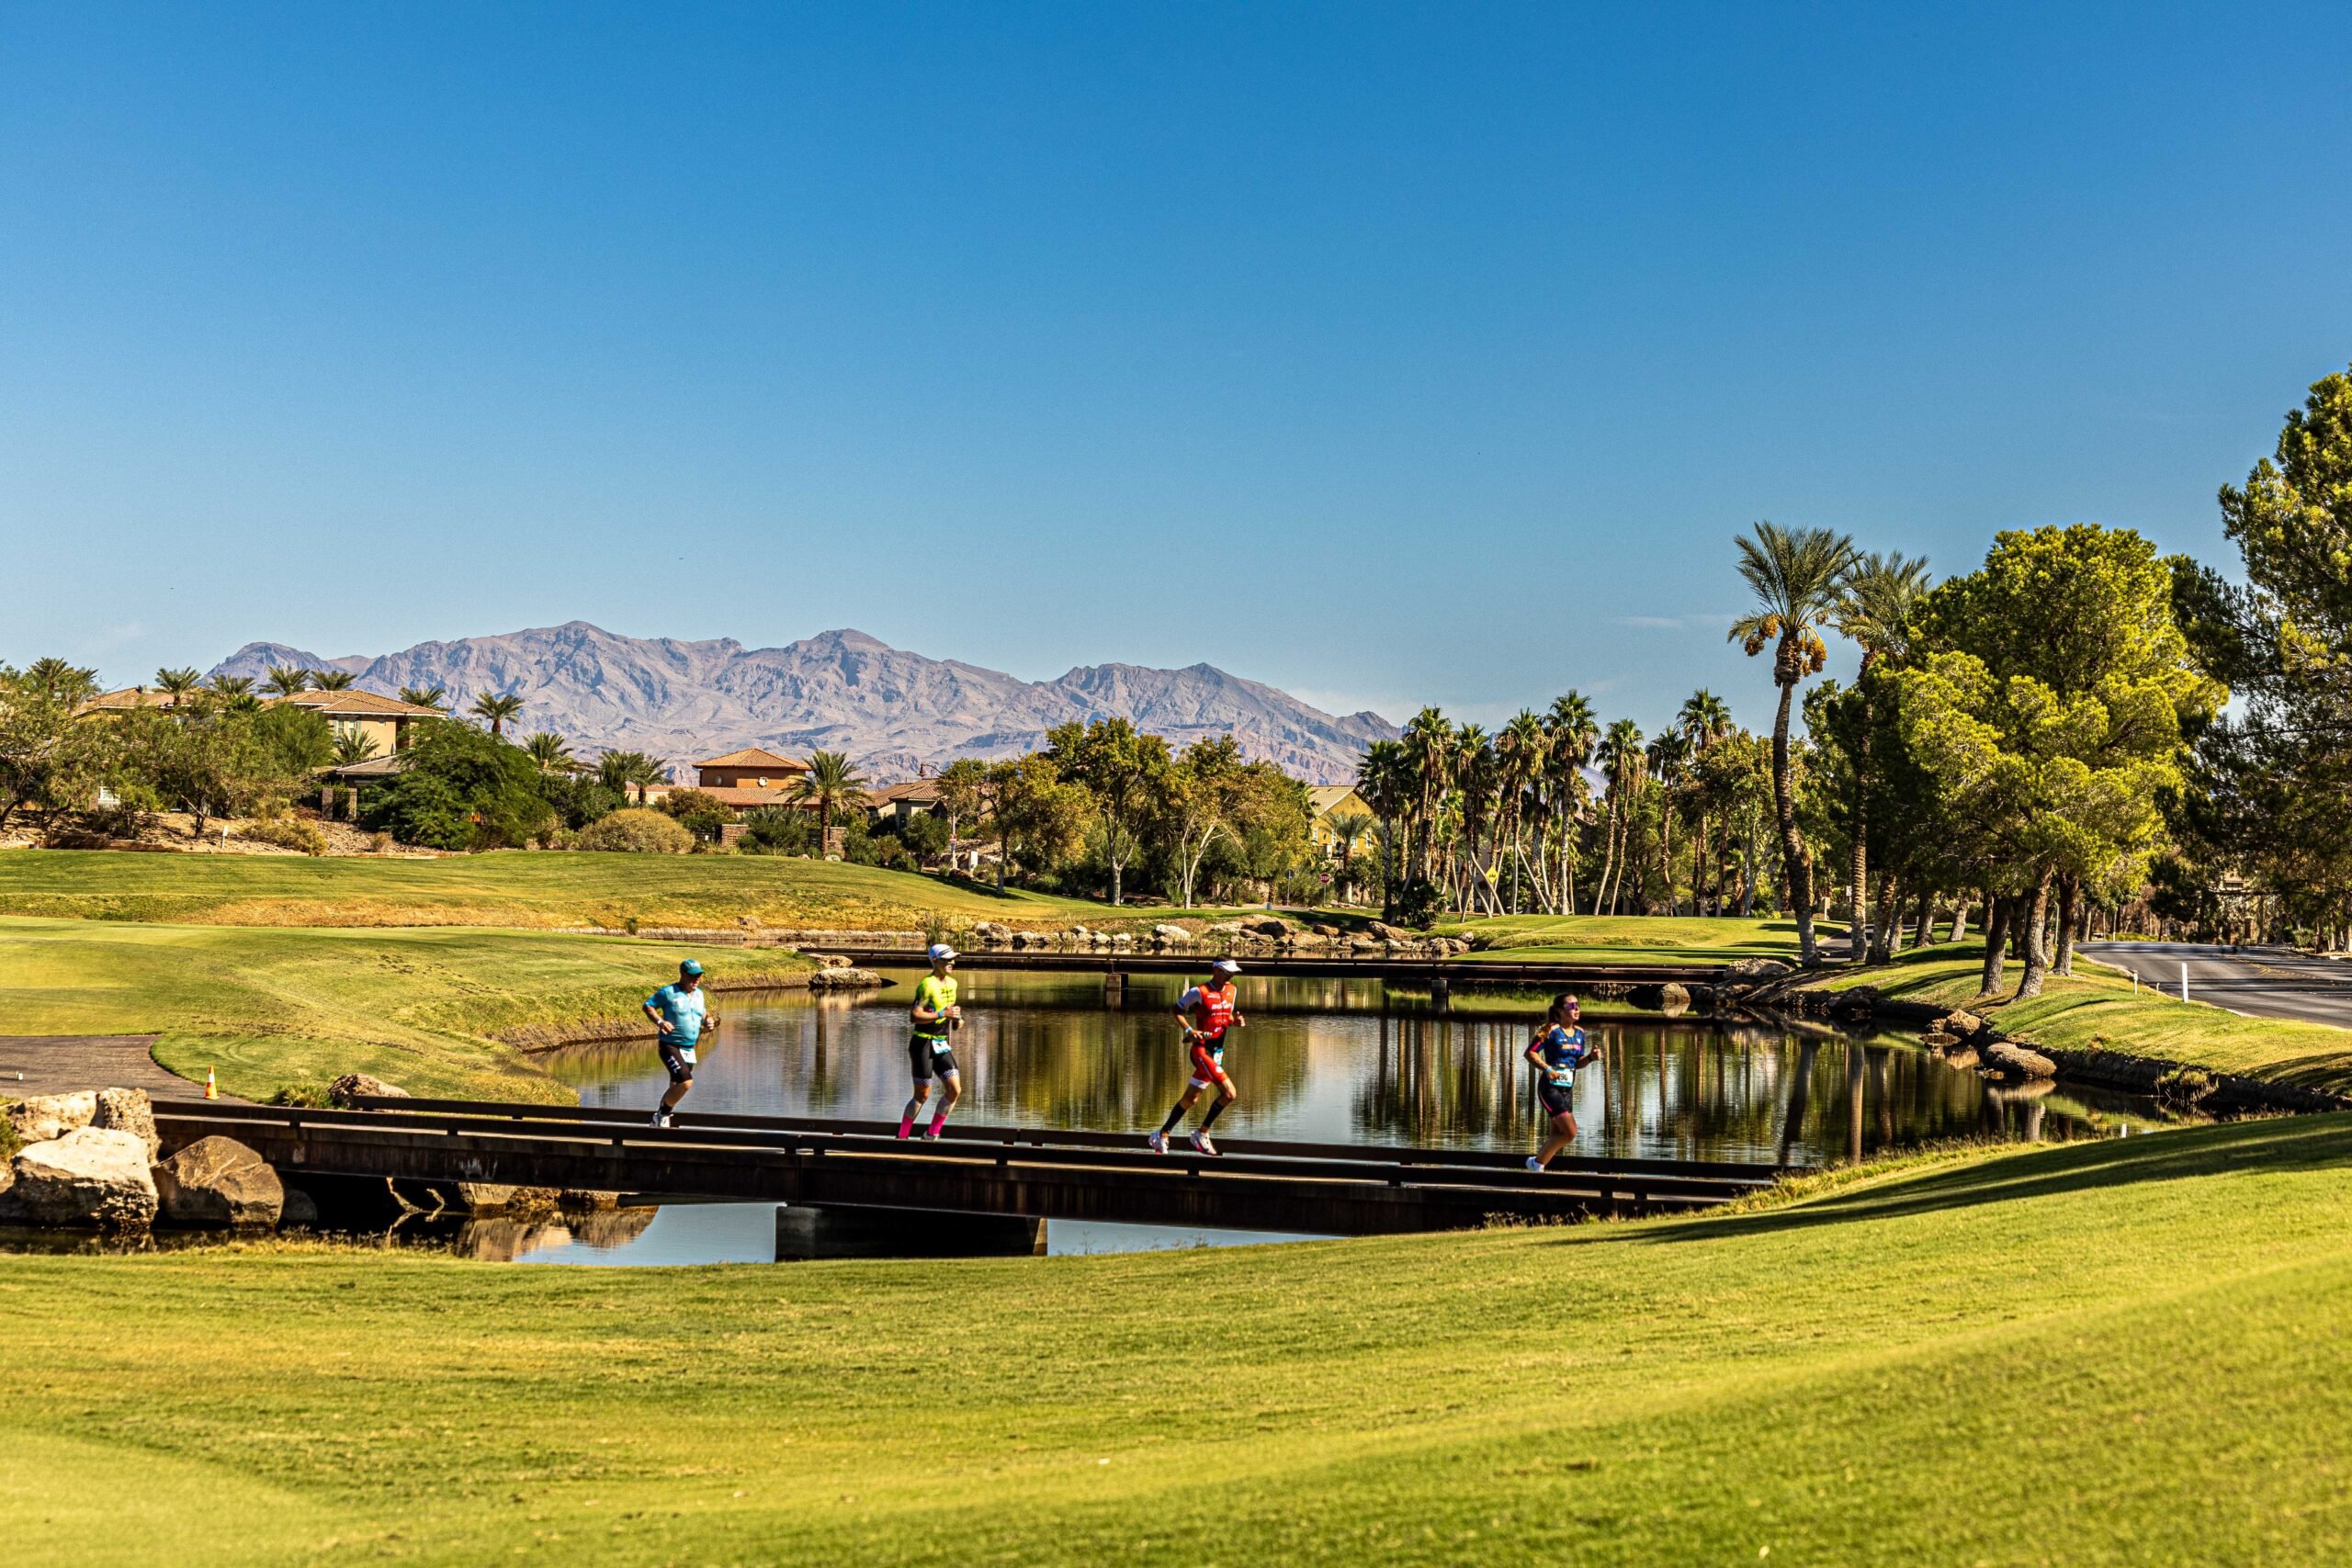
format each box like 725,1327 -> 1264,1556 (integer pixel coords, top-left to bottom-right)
79,686 -> 442,760
694,748 -> 810,791
1306,784 -> 1374,854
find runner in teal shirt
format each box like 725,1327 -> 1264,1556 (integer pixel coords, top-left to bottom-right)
646,959 -> 718,1127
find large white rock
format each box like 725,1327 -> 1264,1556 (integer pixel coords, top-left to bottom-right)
11,1127 -> 158,1229
6,1091 -> 97,1145
92,1088 -> 159,1160
153,1134 -> 284,1228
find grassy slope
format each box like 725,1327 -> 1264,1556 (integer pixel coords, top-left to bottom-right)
8,1116 -> 2352,1566
1812,941 -> 2352,1094
0,850 -> 1107,931
1453,912 -> 1843,964
0,917 -> 808,1102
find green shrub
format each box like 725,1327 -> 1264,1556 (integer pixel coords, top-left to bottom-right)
366,720 -> 555,851
239,817 -> 328,855
740,807 -> 815,855
575,807 -> 694,853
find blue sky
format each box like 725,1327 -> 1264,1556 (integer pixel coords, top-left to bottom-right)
3,3 -> 2346,736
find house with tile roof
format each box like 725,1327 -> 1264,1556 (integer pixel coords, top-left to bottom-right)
80,685 -> 443,761
694,748 -> 811,790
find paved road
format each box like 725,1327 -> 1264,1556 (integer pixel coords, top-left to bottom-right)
2084,942 -> 2352,1030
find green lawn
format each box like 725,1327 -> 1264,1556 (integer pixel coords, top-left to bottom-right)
1452,912 -> 1845,965
0,917 -> 807,1102
0,849 -> 1111,931
9,1115 -> 2352,1564
1812,942 -> 2352,1095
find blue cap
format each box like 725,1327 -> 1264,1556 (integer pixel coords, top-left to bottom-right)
679,959 -> 705,977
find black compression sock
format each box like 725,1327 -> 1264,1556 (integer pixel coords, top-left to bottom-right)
1199,1099 -> 1228,1131
1157,1105 -> 1186,1135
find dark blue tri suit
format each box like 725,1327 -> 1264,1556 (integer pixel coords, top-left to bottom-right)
1532,1024 -> 1591,1117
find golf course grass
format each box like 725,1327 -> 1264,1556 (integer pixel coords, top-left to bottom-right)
10,1114 -> 2352,1565
0,916 -> 808,1102
1450,912 -> 1839,965
0,849 -> 1102,931
1812,941 -> 2352,1096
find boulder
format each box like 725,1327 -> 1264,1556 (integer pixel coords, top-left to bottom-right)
1244,917 -> 1292,939
808,965 -> 886,989
1657,982 -> 1691,1017
0,1160 -> 21,1224
560,1189 -> 621,1212
1724,957 -> 1795,982
1152,924 -> 1193,943
1367,920 -> 1408,942
452,1182 -> 561,1214
1204,920 -> 1246,935
1310,922 -> 1340,938
328,1073 -> 409,1109
279,1185 -> 320,1230
1980,1041 -> 2058,1081
1934,1010 -> 1987,1041
153,1134 -> 284,1228
6,1091 -> 97,1145
12,1127 -> 158,1229
91,1088 -> 159,1160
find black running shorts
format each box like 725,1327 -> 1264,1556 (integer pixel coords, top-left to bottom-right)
910,1034 -> 958,1082
1537,1077 -> 1576,1118
659,1037 -> 697,1084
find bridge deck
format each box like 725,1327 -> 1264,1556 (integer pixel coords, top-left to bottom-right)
152,1099 -> 1793,1236
825,949 -> 1735,986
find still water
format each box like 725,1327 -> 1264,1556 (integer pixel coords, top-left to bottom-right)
488,969 -> 2165,1266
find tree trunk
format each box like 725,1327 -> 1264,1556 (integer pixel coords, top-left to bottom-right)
2015,871 -> 2056,998
1868,873 -> 1904,964
2055,875 -> 2079,976
1911,887 -> 1932,949
1977,896 -> 2010,998
1738,816 -> 1758,917
1950,897 -> 1971,945
1770,670 -> 1817,963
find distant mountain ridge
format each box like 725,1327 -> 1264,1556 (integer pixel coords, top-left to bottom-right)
207,622 -> 1396,782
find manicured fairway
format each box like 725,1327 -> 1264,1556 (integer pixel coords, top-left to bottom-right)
0,916 -> 805,1101
1814,942 -> 2352,1097
7,1116 -> 2352,1565
0,849 -> 1098,931
1451,912 -> 1840,964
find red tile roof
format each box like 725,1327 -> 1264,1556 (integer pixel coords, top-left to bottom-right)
276,690 -> 445,717
695,748 -> 809,771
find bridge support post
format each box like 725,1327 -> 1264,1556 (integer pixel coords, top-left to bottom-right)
775,1204 -> 1048,1261
1105,971 -> 1127,1007
1430,976 -> 1450,1009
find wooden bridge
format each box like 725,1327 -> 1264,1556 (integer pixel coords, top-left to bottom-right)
151,1097 -> 1792,1237
827,948 -> 1738,989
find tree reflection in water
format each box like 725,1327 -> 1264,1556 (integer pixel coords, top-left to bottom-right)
548,972 -> 2165,1167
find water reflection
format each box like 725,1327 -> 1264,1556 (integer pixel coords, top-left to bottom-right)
549,971 -> 2173,1168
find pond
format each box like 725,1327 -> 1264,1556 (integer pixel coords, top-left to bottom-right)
488,968 -> 2172,1265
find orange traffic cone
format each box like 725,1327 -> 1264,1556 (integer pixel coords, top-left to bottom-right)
204,1067 -> 219,1100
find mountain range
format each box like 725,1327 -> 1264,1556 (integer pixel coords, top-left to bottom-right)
208,622 -> 1396,782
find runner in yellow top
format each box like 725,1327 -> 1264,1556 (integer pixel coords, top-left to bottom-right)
897,943 -> 965,1140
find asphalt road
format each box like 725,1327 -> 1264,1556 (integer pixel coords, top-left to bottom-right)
2084,942 -> 2352,1030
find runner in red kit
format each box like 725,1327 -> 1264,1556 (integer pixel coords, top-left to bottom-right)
1148,959 -> 1245,1155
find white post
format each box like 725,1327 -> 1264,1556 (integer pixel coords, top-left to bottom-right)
2180,963 -> 2189,1004
2132,972 -> 2139,996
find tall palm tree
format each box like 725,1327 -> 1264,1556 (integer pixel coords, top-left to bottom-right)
596,750 -> 669,804
1496,710 -> 1548,911
1677,689 -> 1735,913
793,750 -> 869,852
399,684 -> 447,710
1326,810 -> 1375,904
523,731 -> 575,773
1399,707 -> 1454,884
1833,550 -> 1934,960
153,667 -> 203,707
265,665 -> 310,699
1355,739 -> 1414,918
1596,718 -> 1645,914
24,657 -> 99,705
310,670 -> 356,691
1645,730 -> 1693,916
1728,521 -> 1859,964
209,674 -> 254,699
469,692 -> 524,737
1544,691 -> 1599,911
1451,724 -> 1498,913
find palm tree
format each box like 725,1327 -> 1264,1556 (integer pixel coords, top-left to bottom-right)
332,729 -> 380,766
793,750 -> 869,852
523,731 -> 574,773
1326,810 -> 1374,904
1833,551 -> 1934,960
209,674 -> 254,699
310,670 -> 356,691
24,657 -> 99,705
1355,740 -> 1415,918
594,750 -> 669,804
1645,729 -> 1693,915
1596,719 -> 1645,914
399,685 -> 447,711
1496,711 -> 1548,911
1451,724 -> 1498,913
1729,521 -> 1860,964
469,692 -> 524,737
1399,707 -> 1454,884
153,667 -> 203,707
265,665 -> 310,699
1677,689 -> 1735,913
1544,692 -> 1599,912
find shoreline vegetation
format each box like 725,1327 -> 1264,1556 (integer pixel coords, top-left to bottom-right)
10,1116 -> 2352,1565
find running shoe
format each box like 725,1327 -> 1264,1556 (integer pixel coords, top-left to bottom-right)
650,1107 -> 671,1129
1148,1131 -> 1168,1154
921,1128 -> 943,1141
1525,1156 -> 1544,1171
1189,1131 -> 1219,1156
